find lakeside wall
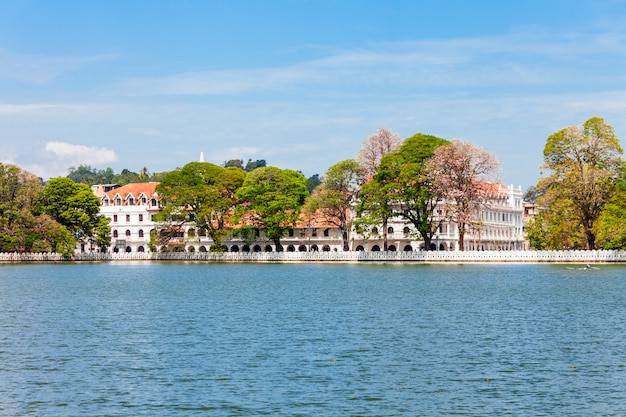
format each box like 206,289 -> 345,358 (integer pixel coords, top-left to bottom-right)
2,250 -> 626,263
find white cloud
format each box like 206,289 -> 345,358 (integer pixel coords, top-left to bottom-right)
44,141 -> 118,164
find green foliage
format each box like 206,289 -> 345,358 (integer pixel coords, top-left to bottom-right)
306,174 -> 321,193
0,163 -> 79,253
537,117 -> 623,249
67,165 -> 163,185
367,133 -> 449,250
237,166 -> 308,247
157,162 -> 246,250
593,166 -> 626,249
39,177 -> 110,249
305,160 -> 365,250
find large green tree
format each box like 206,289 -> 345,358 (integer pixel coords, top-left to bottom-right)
536,117 -> 623,249
157,162 -> 246,251
39,177 -> 110,251
305,159 -> 365,251
237,166 -> 308,249
591,165 -> 626,249
374,133 -> 449,250
0,164 -> 75,254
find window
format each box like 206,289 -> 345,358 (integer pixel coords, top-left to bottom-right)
312,229 -> 317,237
113,215 -> 118,222
113,230 -> 118,238
125,230 -> 131,237
126,214 -> 130,222
387,227 -> 394,234
141,197 -> 147,205
115,197 -> 122,206
128,197 -> 135,205
139,214 -> 143,222
138,229 -> 144,238
323,229 -> 330,237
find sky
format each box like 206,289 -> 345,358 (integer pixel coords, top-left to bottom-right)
1,0 -> 626,190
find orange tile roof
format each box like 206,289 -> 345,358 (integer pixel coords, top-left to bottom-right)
102,182 -> 160,205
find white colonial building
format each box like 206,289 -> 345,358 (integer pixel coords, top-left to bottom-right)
94,181 -> 525,253
349,184 -> 525,252
97,183 -> 161,253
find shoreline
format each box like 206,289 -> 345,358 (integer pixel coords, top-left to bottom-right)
1,250 -> 625,264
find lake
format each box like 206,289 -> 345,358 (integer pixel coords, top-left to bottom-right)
0,262 -> 625,416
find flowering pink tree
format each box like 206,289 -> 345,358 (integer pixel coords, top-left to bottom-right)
357,127 -> 402,178
426,140 -> 501,251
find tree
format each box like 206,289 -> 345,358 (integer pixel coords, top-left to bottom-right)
426,140 -> 501,251
157,162 -> 246,251
305,160 -> 365,251
245,159 -> 267,172
355,176 -> 396,250
372,133 -> 449,250
592,165 -> 626,249
237,167 -> 308,249
224,159 -> 244,169
306,174 -> 321,193
357,127 -> 402,178
536,117 -> 623,249
39,177 -> 110,250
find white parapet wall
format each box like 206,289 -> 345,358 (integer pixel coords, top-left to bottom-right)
3,250 -> 626,263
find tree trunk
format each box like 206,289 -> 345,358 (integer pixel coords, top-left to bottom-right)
458,223 -> 465,251
382,218 -> 388,251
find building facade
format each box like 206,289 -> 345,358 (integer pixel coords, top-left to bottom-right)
96,182 -> 525,253
99,183 -> 161,253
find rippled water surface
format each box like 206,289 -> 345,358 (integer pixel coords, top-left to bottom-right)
1,262 -> 626,416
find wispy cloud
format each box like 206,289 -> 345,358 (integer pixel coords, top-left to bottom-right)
0,48 -> 116,84
114,28 -> 626,97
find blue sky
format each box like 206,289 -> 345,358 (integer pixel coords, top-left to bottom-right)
1,0 -> 626,190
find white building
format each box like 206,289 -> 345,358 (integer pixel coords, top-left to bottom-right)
96,182 -> 525,253
349,184 -> 525,252
99,182 -> 161,253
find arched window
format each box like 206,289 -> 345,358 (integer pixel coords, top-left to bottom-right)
322,245 -> 331,251
264,245 -> 273,252
125,230 -> 131,237
387,227 -> 394,234
372,245 -> 381,251
388,245 -> 397,251
371,227 -> 378,235
403,226 -> 410,236
113,230 -> 118,238
403,245 -> 413,251
138,229 -> 144,238
137,246 -> 145,252
355,245 -> 365,251
298,245 -> 307,252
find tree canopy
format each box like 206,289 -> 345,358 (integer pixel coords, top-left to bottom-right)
39,177 -> 110,251
236,167 -> 308,248
426,140 -> 501,251
157,162 -> 246,251
306,159 -> 365,250
535,117 -> 623,249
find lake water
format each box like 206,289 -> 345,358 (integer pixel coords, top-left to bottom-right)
0,262 -> 625,416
